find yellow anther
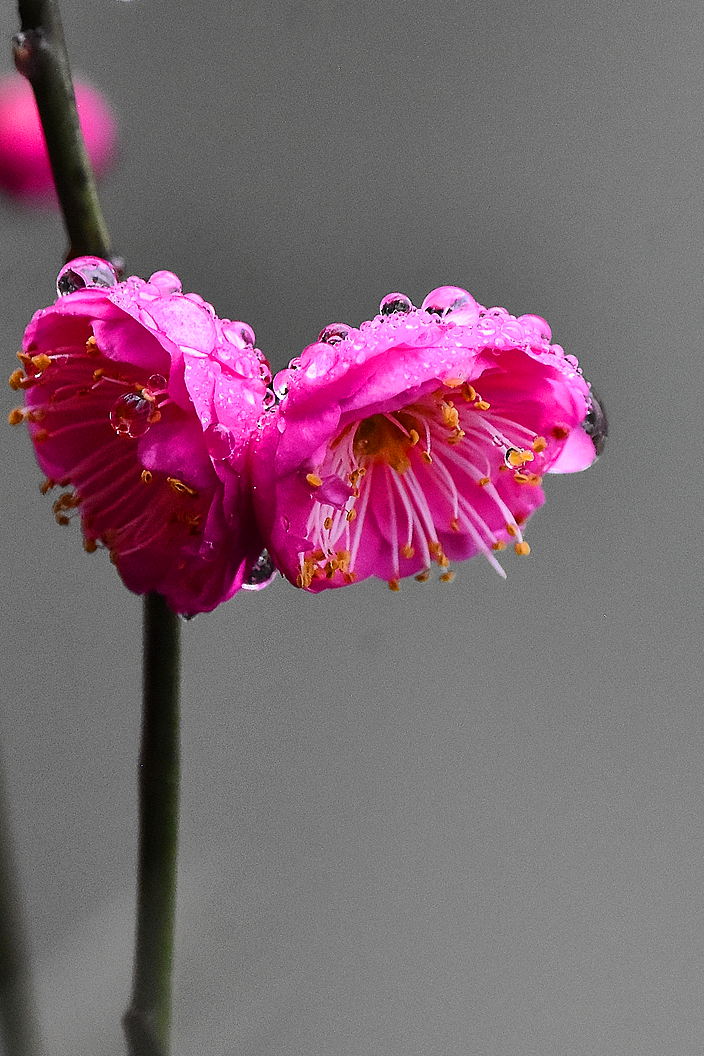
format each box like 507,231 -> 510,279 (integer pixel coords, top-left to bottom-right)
40,478 -> 55,495
442,402 -> 460,429
420,451 -> 432,464
415,570 -> 430,582
506,448 -> 534,467
167,477 -> 198,497
532,436 -> 547,453
513,472 -> 529,483
8,369 -> 25,391
8,408 -> 24,425
306,472 -> 323,488
491,540 -> 507,551
450,518 -> 460,532
461,383 -> 477,402
475,399 -> 490,410
141,470 -> 153,484
428,541 -> 442,556
443,377 -> 463,388
514,541 -> 531,555
505,523 -> 518,537
55,514 -> 70,526
440,570 -> 455,582
324,516 -> 333,530
346,508 -> 357,522
31,354 -> 51,371
83,538 -> 98,553
85,336 -> 100,355
16,353 -> 32,369
388,578 -> 400,592
438,554 -> 450,568
400,543 -> 415,559
446,429 -> 465,445
408,429 -> 419,446
478,476 -> 490,487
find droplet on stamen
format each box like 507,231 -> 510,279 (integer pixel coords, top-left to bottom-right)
109,392 -> 153,437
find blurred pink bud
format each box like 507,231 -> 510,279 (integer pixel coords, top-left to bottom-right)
0,73 -> 116,203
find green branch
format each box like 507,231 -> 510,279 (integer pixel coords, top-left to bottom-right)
123,594 -> 181,1056
15,0 -> 112,260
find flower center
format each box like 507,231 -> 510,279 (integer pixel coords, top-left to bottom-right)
297,382 -> 549,591
352,412 -> 421,474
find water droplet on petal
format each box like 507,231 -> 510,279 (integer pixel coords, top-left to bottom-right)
222,320 -> 256,348
421,286 -> 476,317
205,423 -> 234,460
57,257 -> 118,296
147,373 -> 167,393
318,323 -> 350,345
379,293 -> 414,316
242,550 -> 278,590
517,314 -> 552,342
273,375 -> 289,399
288,357 -> 302,371
109,392 -> 153,437
263,389 -> 276,410
148,270 -> 182,294
283,515 -> 291,532
582,390 -> 607,456
304,348 -> 335,379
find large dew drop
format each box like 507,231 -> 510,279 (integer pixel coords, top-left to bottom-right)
109,392 -> 153,438
582,391 -> 607,456
318,324 -> 350,345
57,257 -> 118,297
242,550 -> 278,590
421,286 -> 477,318
379,293 -> 414,316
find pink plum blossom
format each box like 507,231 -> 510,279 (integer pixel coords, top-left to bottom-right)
10,258 -> 271,615
252,287 -> 602,592
0,73 -> 116,202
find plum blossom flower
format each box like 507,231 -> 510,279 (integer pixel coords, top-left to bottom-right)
9,258 -> 271,615
0,73 -> 116,203
252,286 -> 602,592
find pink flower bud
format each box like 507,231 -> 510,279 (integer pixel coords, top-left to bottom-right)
252,288 -> 602,592
10,259 -> 272,615
0,73 -> 116,203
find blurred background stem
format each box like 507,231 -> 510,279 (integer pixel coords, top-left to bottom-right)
0,765 -> 42,1056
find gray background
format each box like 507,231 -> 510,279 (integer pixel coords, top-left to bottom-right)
0,0 -> 702,1053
